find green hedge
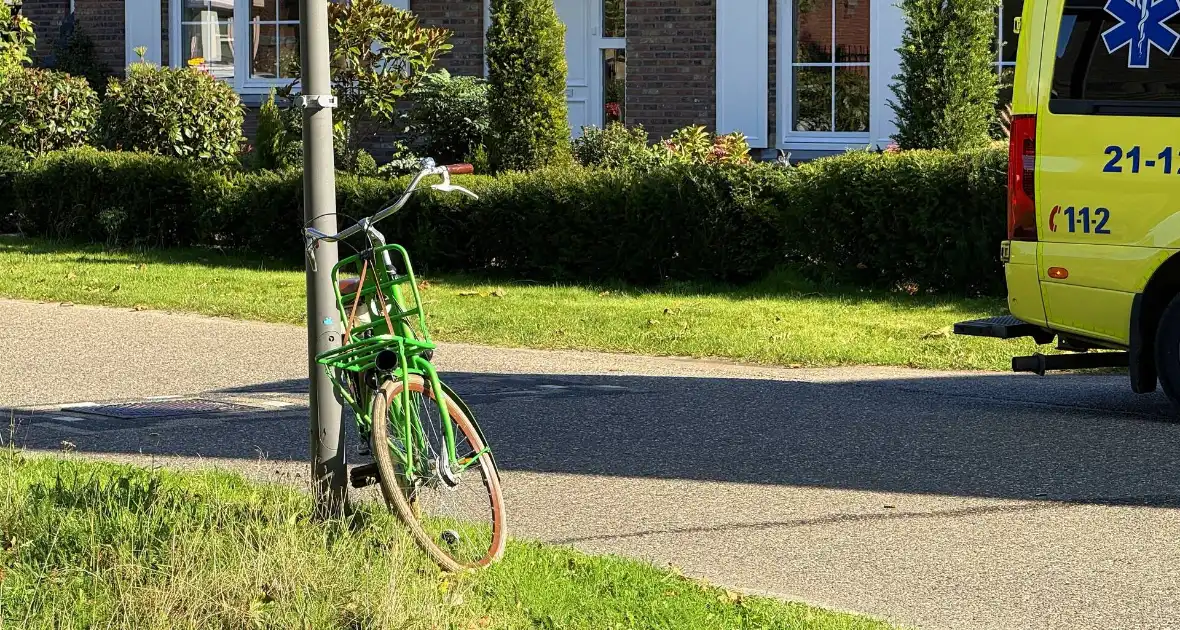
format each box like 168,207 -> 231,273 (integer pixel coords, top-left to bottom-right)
9,146 -> 1008,294
787,146 -> 1007,294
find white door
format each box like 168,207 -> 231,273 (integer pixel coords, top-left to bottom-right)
555,0 -> 592,138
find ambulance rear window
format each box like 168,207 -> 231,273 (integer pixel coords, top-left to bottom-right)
1051,0 -> 1180,115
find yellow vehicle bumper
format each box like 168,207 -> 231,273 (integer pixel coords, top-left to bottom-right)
1004,241 -> 1047,327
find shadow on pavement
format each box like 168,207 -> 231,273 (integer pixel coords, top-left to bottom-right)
11,369 -> 1180,508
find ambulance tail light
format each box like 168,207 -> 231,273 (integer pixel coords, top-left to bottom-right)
1008,114 -> 1037,241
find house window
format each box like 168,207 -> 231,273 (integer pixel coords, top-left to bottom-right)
598,0 -> 625,127
249,0 -> 300,79
603,48 -> 625,123
172,0 -> 302,92
789,0 -> 871,135
179,0 -> 235,80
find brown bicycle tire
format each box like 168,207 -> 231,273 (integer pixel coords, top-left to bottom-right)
370,375 -> 506,571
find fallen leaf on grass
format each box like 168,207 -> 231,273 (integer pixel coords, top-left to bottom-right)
599,290 -> 611,297
920,326 -> 953,340
66,272 -> 77,281
646,319 -> 659,327
457,291 -> 481,297
418,280 -> 432,290
110,284 -> 120,293
719,589 -> 744,604
59,302 -> 74,307
131,305 -> 148,312
490,288 -> 506,298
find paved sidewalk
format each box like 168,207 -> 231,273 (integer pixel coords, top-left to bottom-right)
4,298 -> 1179,630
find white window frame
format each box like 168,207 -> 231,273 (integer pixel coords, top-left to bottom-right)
593,0 -> 626,129
777,0 -> 873,149
996,0 -> 1019,72
169,0 -> 300,95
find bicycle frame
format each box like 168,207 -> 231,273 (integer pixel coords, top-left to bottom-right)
306,159 -> 484,483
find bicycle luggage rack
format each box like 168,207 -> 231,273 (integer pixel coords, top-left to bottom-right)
314,243 -> 435,374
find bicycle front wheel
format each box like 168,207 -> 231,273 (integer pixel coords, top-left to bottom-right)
370,375 -> 506,571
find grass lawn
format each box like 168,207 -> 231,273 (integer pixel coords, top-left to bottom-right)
0,452 -> 891,629
0,236 -> 1042,371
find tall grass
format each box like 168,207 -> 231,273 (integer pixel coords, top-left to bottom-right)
0,453 -> 891,629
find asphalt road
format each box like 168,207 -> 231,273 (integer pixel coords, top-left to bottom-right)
3,298 -> 1179,630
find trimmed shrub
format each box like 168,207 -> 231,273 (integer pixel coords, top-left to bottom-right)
0,144 -> 25,231
786,146 -> 1007,294
0,67 -> 98,155
10,145 -> 1010,294
890,0 -> 998,150
486,0 -> 570,171
408,69 -> 489,164
98,61 -> 244,164
11,148 -> 226,245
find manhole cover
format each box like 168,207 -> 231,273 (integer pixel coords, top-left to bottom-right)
64,398 -> 258,419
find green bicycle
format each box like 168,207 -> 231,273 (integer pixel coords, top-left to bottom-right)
303,159 -> 505,572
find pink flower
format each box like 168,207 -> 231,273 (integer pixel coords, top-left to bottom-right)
605,102 -> 621,120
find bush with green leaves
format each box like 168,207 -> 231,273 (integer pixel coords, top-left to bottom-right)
53,23 -> 111,94
327,0 -> 450,164
890,0 -> 998,151
407,69 -> 489,164
575,124 -> 753,169
253,90 -> 303,171
97,61 -> 244,164
486,0 -> 571,171
0,4 -> 34,78
0,67 -> 98,155
572,123 -> 650,169
656,126 -> 753,166
11,145 -> 1009,294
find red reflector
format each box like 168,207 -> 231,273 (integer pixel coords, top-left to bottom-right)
1048,267 -> 1069,279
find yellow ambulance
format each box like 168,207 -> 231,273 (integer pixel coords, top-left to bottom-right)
955,0 -> 1180,409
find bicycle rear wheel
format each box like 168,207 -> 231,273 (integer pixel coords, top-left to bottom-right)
370,375 -> 506,571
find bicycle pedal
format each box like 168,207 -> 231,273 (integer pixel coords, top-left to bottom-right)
350,462 -> 380,488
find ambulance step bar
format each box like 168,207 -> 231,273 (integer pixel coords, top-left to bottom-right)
955,316 -> 1129,375
954,316 -> 1055,344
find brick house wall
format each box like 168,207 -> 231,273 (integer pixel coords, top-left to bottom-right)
20,0 -> 123,73
412,0 -> 484,75
625,0 -> 715,142
74,1 -> 125,72
21,0 -> 68,65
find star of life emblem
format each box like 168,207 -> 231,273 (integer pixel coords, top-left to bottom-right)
1103,0 -> 1180,68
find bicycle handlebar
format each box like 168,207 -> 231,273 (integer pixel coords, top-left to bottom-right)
303,158 -> 478,264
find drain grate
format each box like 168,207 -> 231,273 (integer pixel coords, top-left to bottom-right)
64,398 -> 258,420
